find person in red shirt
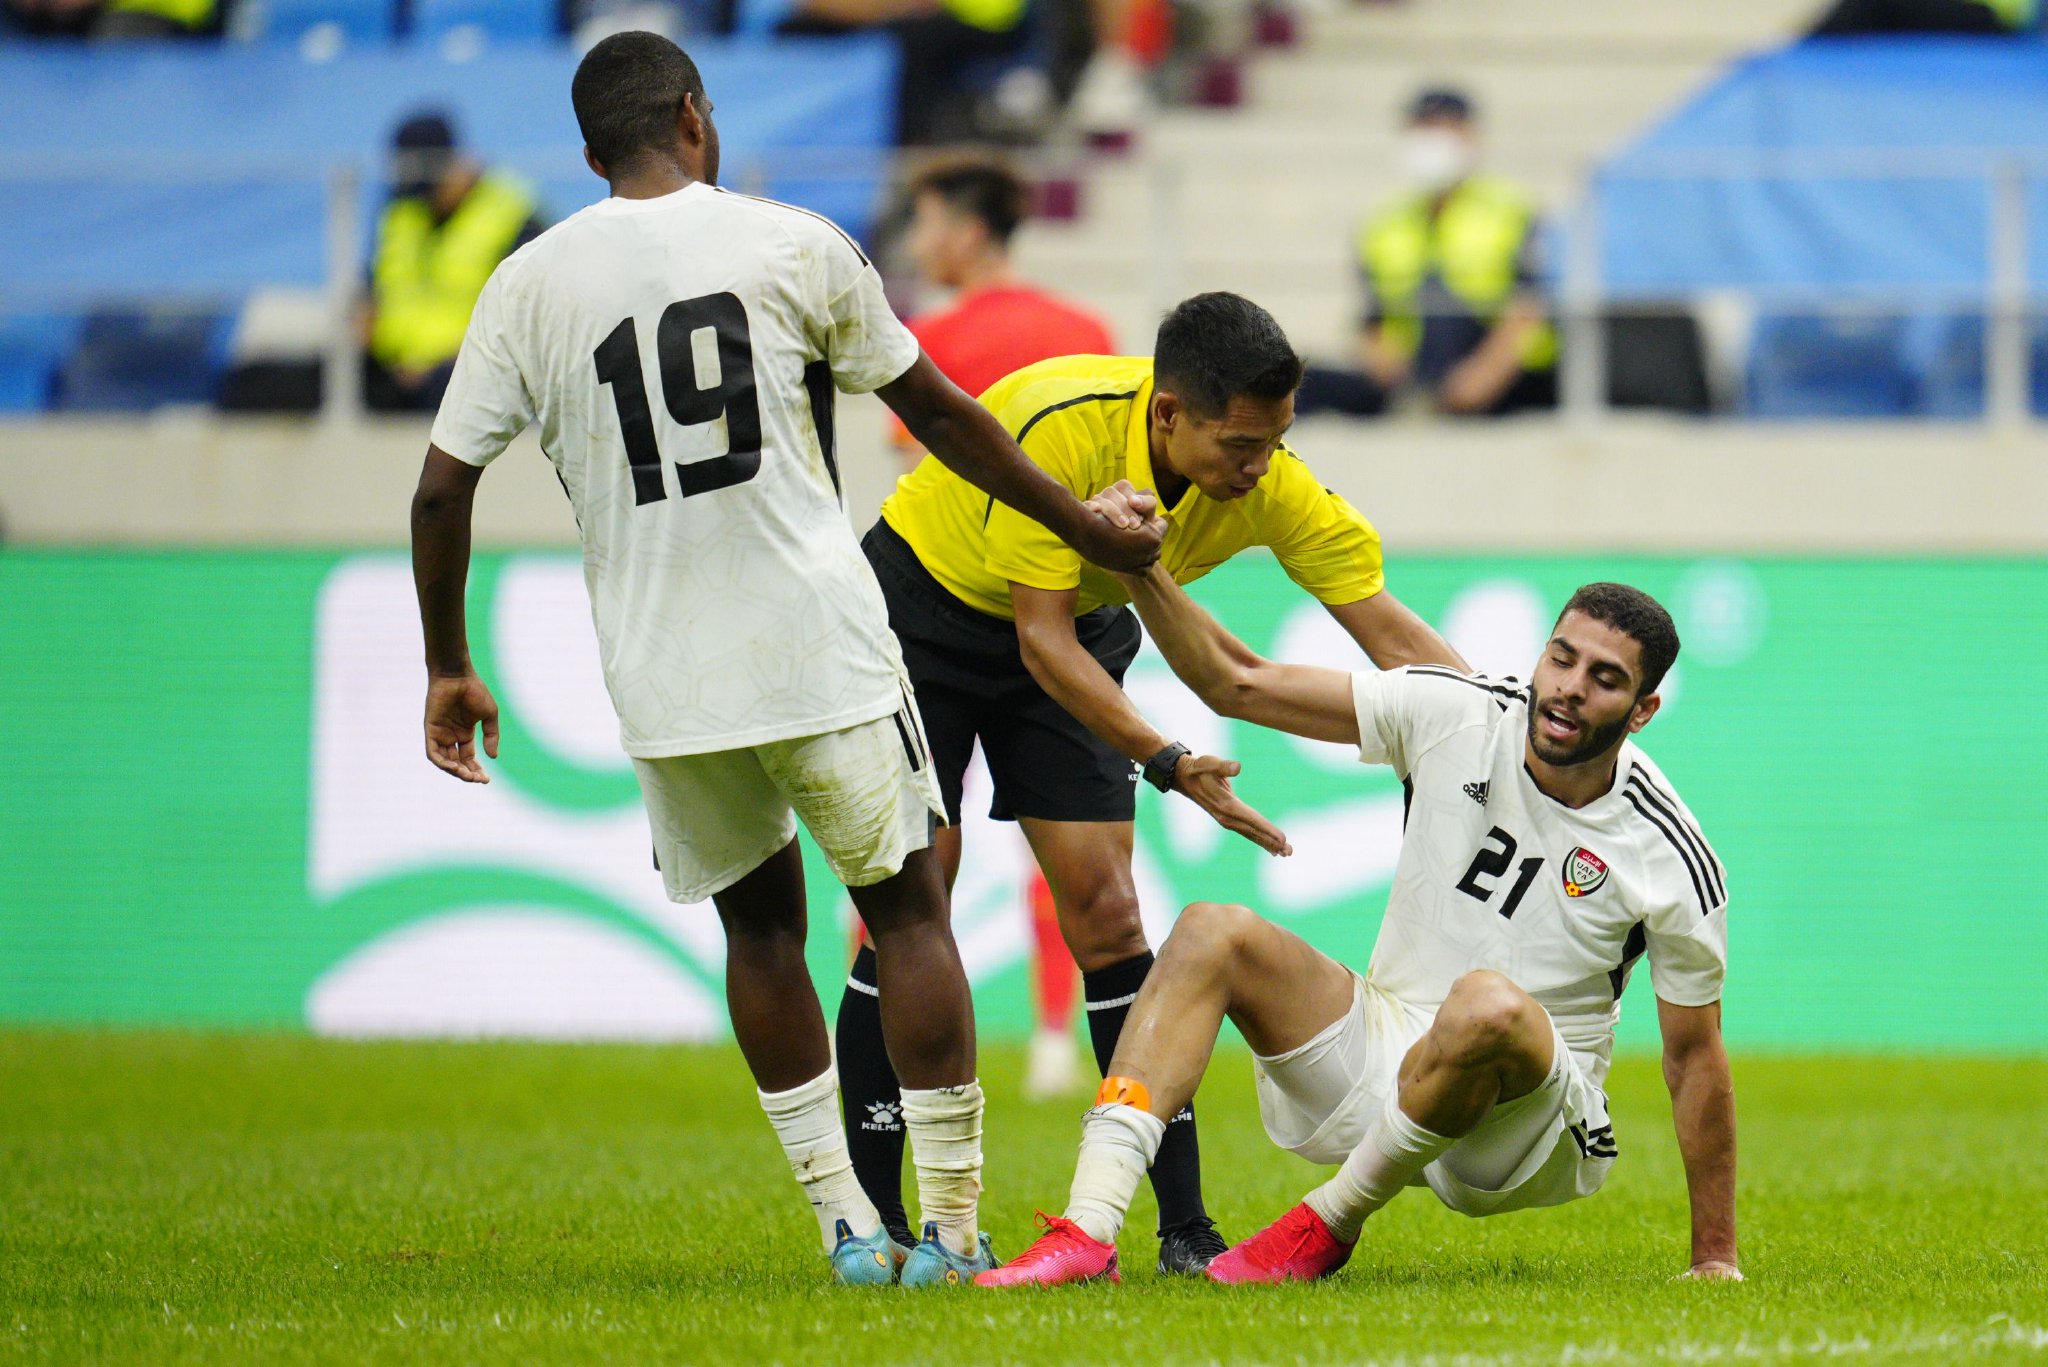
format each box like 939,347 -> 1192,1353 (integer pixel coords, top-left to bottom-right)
862,157 -> 1114,1112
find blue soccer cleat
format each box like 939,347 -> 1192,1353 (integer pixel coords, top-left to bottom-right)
829,1219 -> 910,1286
899,1221 -> 1001,1287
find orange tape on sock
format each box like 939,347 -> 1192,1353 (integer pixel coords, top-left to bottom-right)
1095,1076 -> 1152,1112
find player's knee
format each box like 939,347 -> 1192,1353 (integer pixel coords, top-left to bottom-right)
1057,882 -> 1147,969
1162,900 -> 1255,967
1437,971 -> 1540,1066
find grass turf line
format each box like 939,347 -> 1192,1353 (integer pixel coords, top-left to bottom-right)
1,1033 -> 2043,1365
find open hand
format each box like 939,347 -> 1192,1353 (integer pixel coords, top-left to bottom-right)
423,672 -> 500,783
1172,753 -> 1292,856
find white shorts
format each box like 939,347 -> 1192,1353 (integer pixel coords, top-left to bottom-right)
1251,974 -> 1615,1217
633,704 -> 946,905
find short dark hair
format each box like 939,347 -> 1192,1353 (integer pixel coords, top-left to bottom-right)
1153,292 -> 1304,417
572,31 -> 706,174
1407,86 -> 1474,123
911,158 -> 1030,246
1557,582 -> 1681,695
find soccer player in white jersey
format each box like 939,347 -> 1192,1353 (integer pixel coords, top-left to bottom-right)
407,32 -> 1167,1288
981,564 -> 1741,1286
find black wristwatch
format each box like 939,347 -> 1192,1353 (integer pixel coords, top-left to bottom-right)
1143,741 -> 1191,793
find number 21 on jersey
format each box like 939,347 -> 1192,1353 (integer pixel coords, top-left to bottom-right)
1457,826 -> 1544,920
592,291 -> 763,506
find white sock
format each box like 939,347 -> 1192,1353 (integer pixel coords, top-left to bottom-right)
1303,1091 -> 1456,1243
758,1066 -> 882,1254
900,1081 -> 984,1257
1063,1103 -> 1165,1244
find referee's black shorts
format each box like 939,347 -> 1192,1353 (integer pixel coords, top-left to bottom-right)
863,519 -> 1141,826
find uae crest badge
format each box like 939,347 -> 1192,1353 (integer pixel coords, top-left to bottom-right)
1562,847 -> 1609,898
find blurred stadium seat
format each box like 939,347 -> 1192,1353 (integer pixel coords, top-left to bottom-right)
263,0 -> 396,45
52,307 -> 236,412
0,311 -> 83,413
410,0 -> 558,47
1745,312 -> 1919,418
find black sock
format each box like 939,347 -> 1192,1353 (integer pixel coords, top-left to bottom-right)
835,945 -> 911,1246
1082,950 -> 1209,1233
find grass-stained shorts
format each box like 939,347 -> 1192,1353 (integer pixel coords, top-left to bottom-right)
634,703 -> 944,905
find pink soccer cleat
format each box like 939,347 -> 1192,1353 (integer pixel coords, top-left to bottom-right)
973,1213 -> 1120,1287
1204,1203 -> 1355,1284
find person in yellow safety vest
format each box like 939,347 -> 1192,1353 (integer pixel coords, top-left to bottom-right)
363,111 -> 546,412
4,0 -> 216,39
1296,87 -> 1557,420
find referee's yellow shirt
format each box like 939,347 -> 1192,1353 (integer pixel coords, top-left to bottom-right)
880,354 -> 1386,620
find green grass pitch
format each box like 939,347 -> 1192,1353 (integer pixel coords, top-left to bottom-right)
2,1032 -> 2043,1365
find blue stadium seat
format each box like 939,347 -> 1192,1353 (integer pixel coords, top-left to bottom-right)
1745,312 -> 1918,418
1913,312 -> 2048,418
0,311 -> 83,414
410,0 -> 557,46
264,0 -> 394,46
52,307 -> 235,413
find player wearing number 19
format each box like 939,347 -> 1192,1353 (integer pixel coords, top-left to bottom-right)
407,31 -> 1166,1286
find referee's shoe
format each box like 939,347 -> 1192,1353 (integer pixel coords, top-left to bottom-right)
1158,1215 -> 1230,1275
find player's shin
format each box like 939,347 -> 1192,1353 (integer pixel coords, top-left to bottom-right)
900,1081 -> 984,1256
835,946 -> 911,1245
759,1065 -> 885,1252
1302,1090 -> 1455,1242
1084,952 -> 1209,1231
1064,1083 -> 1168,1244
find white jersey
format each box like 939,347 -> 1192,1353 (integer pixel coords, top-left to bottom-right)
1352,666 -> 1728,1089
430,183 -> 920,757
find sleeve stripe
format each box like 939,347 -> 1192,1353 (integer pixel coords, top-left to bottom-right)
983,389 -> 1141,530
1635,769 -> 1728,896
1013,389 -> 1139,446
1406,666 -> 1530,708
716,186 -> 871,265
1627,771 -> 1726,906
1623,777 -> 1720,916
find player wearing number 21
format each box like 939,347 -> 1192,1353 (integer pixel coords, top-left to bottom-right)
981,567 -> 1741,1287
407,32 -> 1168,1287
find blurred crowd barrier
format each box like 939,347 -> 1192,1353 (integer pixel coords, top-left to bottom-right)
4,549 -> 2043,1044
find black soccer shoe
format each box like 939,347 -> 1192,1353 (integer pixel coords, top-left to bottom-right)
1156,1215 -> 1229,1275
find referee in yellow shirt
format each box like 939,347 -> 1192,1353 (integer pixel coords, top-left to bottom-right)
838,292 -> 1467,1274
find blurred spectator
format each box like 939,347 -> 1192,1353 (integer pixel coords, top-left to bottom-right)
776,0 -> 1038,144
1297,88 -> 1556,419
3,0 -> 220,37
362,112 -> 546,413
1810,0 -> 2033,33
895,155 -> 1114,467
889,155 -> 1112,1099
1065,0 -> 1170,148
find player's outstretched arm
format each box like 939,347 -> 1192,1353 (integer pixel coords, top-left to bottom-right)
878,353 -> 1167,573
1657,996 -> 1742,1282
1117,564 -> 1361,747
411,445 -> 500,784
1325,590 -> 1470,672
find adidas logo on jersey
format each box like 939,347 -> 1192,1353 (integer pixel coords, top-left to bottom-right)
1463,781 -> 1489,806
861,1100 -> 902,1132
